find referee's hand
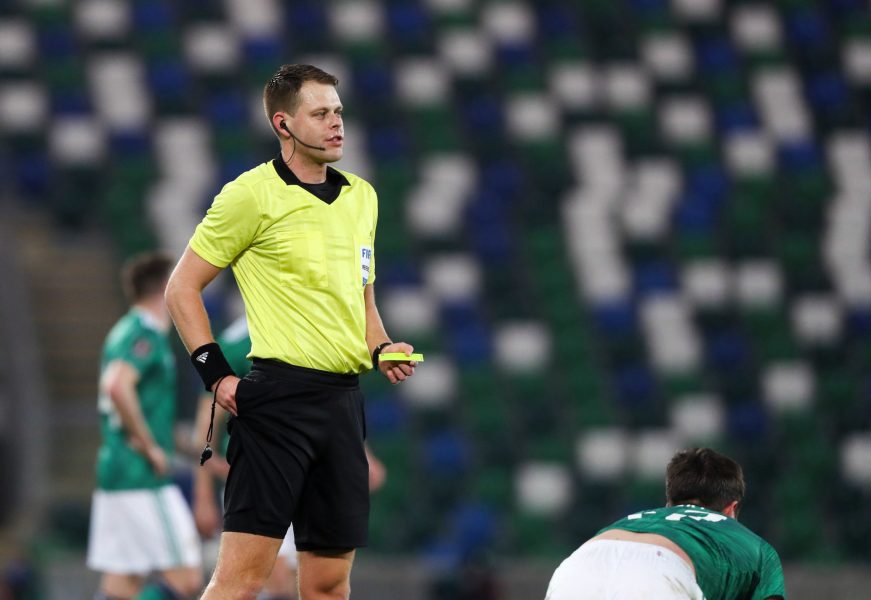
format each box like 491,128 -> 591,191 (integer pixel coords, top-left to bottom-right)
378,342 -> 417,385
212,375 -> 242,416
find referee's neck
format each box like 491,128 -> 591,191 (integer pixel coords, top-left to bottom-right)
281,153 -> 329,184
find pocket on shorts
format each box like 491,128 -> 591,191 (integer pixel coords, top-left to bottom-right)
278,230 -> 328,289
234,377 -> 251,417
234,372 -> 279,417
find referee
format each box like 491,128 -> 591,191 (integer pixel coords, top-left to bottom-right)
165,64 -> 416,600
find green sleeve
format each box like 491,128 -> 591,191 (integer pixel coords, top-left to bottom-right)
217,318 -> 252,377
752,543 -> 786,600
189,179 -> 260,268
222,336 -> 252,377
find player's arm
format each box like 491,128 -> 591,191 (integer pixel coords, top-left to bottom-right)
752,545 -> 786,600
365,443 -> 386,491
364,283 -> 416,384
165,247 -> 223,353
100,360 -> 167,476
165,247 -> 242,413
191,389 -> 229,537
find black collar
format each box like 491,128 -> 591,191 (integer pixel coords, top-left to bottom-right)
272,157 -> 350,188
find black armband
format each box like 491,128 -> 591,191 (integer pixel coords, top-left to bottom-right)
372,341 -> 393,370
190,342 -> 235,391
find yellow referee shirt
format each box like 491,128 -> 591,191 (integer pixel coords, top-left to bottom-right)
190,159 -> 378,374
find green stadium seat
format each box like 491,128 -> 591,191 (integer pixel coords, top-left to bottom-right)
613,108 -> 660,157
743,307 -> 799,362
511,512 -> 573,559
407,106 -> 461,153
471,466 -> 514,513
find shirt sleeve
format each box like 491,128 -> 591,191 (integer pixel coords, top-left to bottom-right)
189,179 -> 260,268
111,330 -> 156,375
752,543 -> 787,600
367,186 -> 378,286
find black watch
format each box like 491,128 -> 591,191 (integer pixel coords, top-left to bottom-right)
372,341 -> 393,370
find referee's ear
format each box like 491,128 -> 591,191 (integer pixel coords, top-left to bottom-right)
271,112 -> 291,137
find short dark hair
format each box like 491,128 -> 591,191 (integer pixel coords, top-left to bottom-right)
121,252 -> 173,303
665,448 -> 745,512
263,64 -> 339,128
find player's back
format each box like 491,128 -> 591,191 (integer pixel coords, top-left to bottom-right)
598,505 -> 785,600
96,309 -> 176,490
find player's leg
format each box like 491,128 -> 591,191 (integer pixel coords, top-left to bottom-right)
201,532 -> 282,600
139,566 -> 203,599
296,550 -> 354,600
96,573 -> 145,599
291,386 -> 367,600
138,485 -> 203,599
89,488 -> 197,600
262,528 -> 298,599
262,561 -> 297,600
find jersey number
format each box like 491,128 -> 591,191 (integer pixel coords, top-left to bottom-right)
628,509 -> 727,524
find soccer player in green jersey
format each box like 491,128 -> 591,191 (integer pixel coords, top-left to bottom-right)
166,64 -> 415,600
86,253 -> 203,600
546,448 -> 786,600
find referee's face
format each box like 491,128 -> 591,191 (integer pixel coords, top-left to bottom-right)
289,81 -> 345,164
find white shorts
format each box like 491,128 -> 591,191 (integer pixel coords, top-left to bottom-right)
87,485 -> 202,575
545,540 -> 705,600
277,525 -> 298,568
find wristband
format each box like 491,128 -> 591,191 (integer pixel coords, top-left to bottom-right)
190,342 -> 235,391
372,341 -> 392,370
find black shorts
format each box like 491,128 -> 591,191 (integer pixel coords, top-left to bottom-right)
223,359 -> 369,551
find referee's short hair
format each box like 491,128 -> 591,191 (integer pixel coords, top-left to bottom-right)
263,64 -> 339,123
121,251 -> 173,304
665,448 -> 746,512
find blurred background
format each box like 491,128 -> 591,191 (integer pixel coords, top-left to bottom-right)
2,0 -> 871,598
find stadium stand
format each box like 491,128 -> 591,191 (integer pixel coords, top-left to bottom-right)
4,0 -> 871,588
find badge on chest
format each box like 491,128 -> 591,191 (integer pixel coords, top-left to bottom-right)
361,245 -> 372,287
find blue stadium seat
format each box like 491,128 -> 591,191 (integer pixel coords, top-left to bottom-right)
785,8 -> 830,52
706,331 -> 752,373
633,260 -> 678,297
696,37 -> 740,75
147,59 -> 190,103
727,403 -> 769,442
591,301 -> 637,337
243,36 -> 284,66
131,1 -> 174,32
386,3 -> 431,48
450,502 -> 498,556
714,102 -> 759,133
441,302 -> 492,363
613,364 -> 658,413
422,429 -> 471,478
365,393 -> 408,436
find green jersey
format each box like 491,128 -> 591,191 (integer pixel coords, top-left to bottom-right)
95,309 -> 176,491
220,316 -> 253,378
599,505 -> 785,600
217,317 -> 252,455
